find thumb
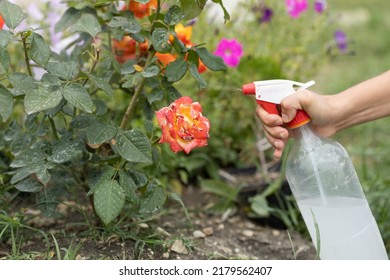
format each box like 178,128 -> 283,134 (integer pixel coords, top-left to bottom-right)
280,93 -> 305,123
281,107 -> 296,123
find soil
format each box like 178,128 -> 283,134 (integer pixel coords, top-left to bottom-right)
0,184 -> 316,260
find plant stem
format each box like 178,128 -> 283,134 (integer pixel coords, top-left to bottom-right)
119,50 -> 155,130
119,0 -> 161,130
21,33 -> 32,77
49,117 -> 59,140
83,49 -> 100,86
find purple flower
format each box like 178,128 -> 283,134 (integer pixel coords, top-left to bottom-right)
334,30 -> 348,52
260,7 -> 273,23
285,0 -> 308,18
314,0 -> 327,14
214,38 -> 243,68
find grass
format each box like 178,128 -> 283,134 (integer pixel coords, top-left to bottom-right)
314,0 -> 390,254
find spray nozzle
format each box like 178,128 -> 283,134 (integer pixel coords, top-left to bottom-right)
242,79 -> 315,128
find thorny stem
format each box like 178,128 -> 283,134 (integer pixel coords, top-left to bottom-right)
21,32 -> 32,77
119,0 -> 161,130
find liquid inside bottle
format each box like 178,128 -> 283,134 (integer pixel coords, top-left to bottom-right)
286,125 -> 388,260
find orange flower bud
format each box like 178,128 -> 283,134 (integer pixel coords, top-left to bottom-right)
113,36 -> 149,64
0,16 -> 4,29
125,0 -> 158,19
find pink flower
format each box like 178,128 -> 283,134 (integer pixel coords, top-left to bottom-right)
314,0 -> 327,14
334,30 -> 348,53
214,38 -> 243,68
156,97 -> 210,154
285,0 -> 308,18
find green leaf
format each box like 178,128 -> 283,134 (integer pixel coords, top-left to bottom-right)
115,129 -> 152,163
121,61 -> 136,75
54,7 -> 82,32
94,179 -> 125,225
151,28 -> 171,53
86,119 -> 117,145
30,32 -> 51,67
62,83 -> 94,113
47,61 -> 79,80
0,0 -> 27,29
12,163 -> 50,186
179,0 -> 207,20
107,16 -> 141,33
141,65 -> 160,78
15,177 -> 42,193
0,46 -> 10,74
126,169 -> 148,188
145,87 -> 164,104
122,72 -> 142,89
41,73 -> 62,86
48,140 -> 83,164
0,30 -> 12,48
9,73 -> 37,95
10,133 -> 31,156
87,74 -> 113,96
0,85 -> 13,122
70,114 -> 96,129
24,87 -> 63,115
250,195 -> 270,217
211,0 -> 230,23
164,5 -> 184,26
93,99 -> 108,116
139,181 -> 166,213
165,86 -> 181,103
195,47 -> 227,71
34,164 -> 51,185
10,149 -> 47,168
87,167 -> 116,195
189,63 -> 207,88
118,170 -> 138,205
11,166 -> 31,185
69,10 -> 101,37
165,59 -> 188,82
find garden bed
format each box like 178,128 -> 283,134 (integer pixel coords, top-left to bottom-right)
0,185 -> 315,260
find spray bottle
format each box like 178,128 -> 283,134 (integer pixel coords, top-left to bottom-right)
242,79 -> 388,260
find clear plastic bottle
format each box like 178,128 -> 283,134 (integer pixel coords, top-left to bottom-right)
242,79 -> 388,260
287,124 -> 388,260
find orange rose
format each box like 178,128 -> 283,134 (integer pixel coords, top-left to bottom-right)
125,0 -> 158,19
155,52 -> 176,66
156,96 -> 210,154
113,36 -> 149,64
172,23 -> 192,46
0,16 -> 4,29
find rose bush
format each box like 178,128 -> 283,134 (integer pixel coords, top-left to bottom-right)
0,0 -> 228,227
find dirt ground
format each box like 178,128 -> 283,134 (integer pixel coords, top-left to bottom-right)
0,183 -> 316,260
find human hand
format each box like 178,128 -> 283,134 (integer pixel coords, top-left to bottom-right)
256,89 -> 339,159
